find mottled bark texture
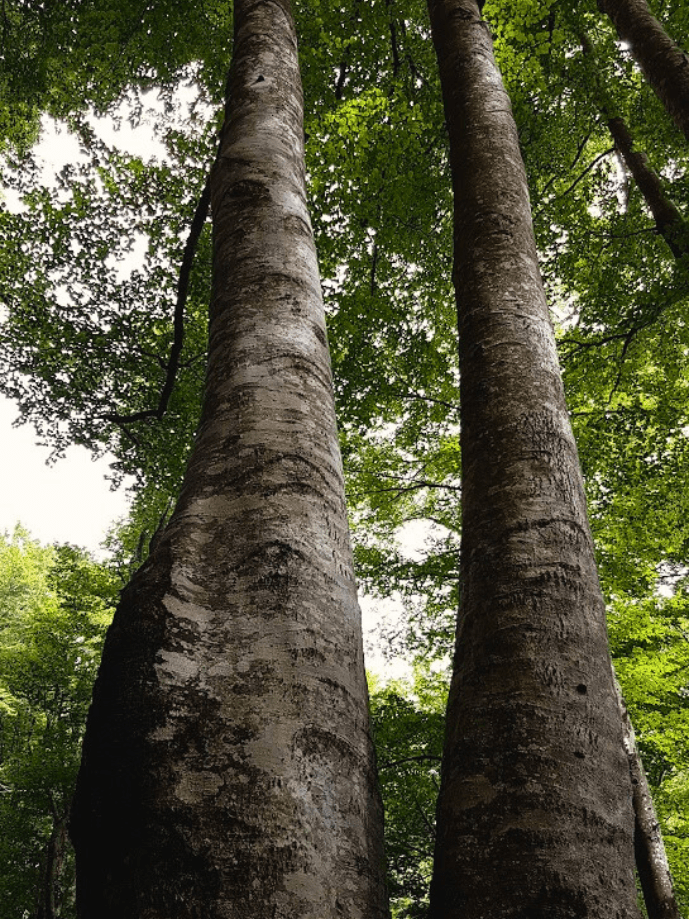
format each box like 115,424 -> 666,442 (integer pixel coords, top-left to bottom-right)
597,0 -> 689,144
426,2 -> 640,917
69,3 -> 388,918
617,688 -> 682,919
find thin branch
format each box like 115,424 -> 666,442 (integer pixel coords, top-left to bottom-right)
370,241 -> 379,294
569,406 -> 650,418
103,176 -> 212,426
571,127 -> 595,171
335,59 -> 348,100
413,795 -> 437,839
180,350 -> 206,370
534,147 -> 615,219
582,226 -> 659,240
347,479 -> 461,500
1,0 -> 9,57
392,389 -> 457,411
605,326 -> 637,405
397,17 -> 423,85
537,125 -> 596,201
377,472 -> 461,491
386,0 -> 401,77
334,0 -> 362,99
116,423 -> 142,450
562,326 -> 637,358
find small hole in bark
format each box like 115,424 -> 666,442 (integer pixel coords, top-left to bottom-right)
256,74 -> 265,83
574,751 -> 585,759
632,778 -> 639,785
576,684 -> 587,695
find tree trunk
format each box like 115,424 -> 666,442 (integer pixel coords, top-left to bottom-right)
606,114 -> 688,258
579,32 -> 688,260
69,3 -> 389,918
597,0 -> 689,144
616,687 -> 682,919
35,809 -> 68,919
425,1 -> 640,916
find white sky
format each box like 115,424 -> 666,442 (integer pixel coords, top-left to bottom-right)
0,98 -> 170,554
0,98 -> 418,678
0,105 -> 168,552
0,394 -> 130,550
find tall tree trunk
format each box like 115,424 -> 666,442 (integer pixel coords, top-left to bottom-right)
616,686 -> 682,919
597,0 -> 689,144
606,115 -> 688,258
579,32 -> 688,260
69,3 -> 389,918
425,2 -> 640,916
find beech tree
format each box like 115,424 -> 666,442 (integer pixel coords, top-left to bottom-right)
1,0 -> 688,915
597,0 -> 689,143
69,2 -> 388,917
425,1 -> 640,915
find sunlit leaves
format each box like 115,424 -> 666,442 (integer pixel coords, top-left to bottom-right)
369,664 -> 447,919
0,529 -> 117,919
609,588 -> 689,906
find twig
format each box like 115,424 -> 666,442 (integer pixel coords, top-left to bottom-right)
534,146 -> 615,219
386,0 -> 401,76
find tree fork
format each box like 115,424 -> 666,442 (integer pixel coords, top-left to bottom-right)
425,0 -> 640,915
70,2 -> 389,917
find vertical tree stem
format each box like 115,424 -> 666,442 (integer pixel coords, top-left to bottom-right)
426,1 -> 640,915
70,3 -> 388,917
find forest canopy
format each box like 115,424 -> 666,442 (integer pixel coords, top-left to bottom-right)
0,0 -> 688,915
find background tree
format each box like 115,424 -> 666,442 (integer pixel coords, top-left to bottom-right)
425,0 -> 639,914
597,0 -> 689,143
0,0 -> 688,913
0,529 -> 116,919
369,666 -> 445,919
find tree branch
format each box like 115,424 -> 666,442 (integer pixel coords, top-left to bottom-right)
370,241 -> 379,294
103,176 -> 211,426
534,147 -> 615,219
386,0 -> 401,76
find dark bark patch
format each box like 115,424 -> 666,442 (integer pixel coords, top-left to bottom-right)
313,323 -> 327,348
289,646 -> 327,665
228,178 -> 270,203
292,725 -> 359,766
282,213 -> 312,238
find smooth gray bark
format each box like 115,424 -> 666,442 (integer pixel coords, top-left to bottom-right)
597,0 -> 689,144
426,1 -> 640,916
69,3 -> 389,917
616,687 -> 682,919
